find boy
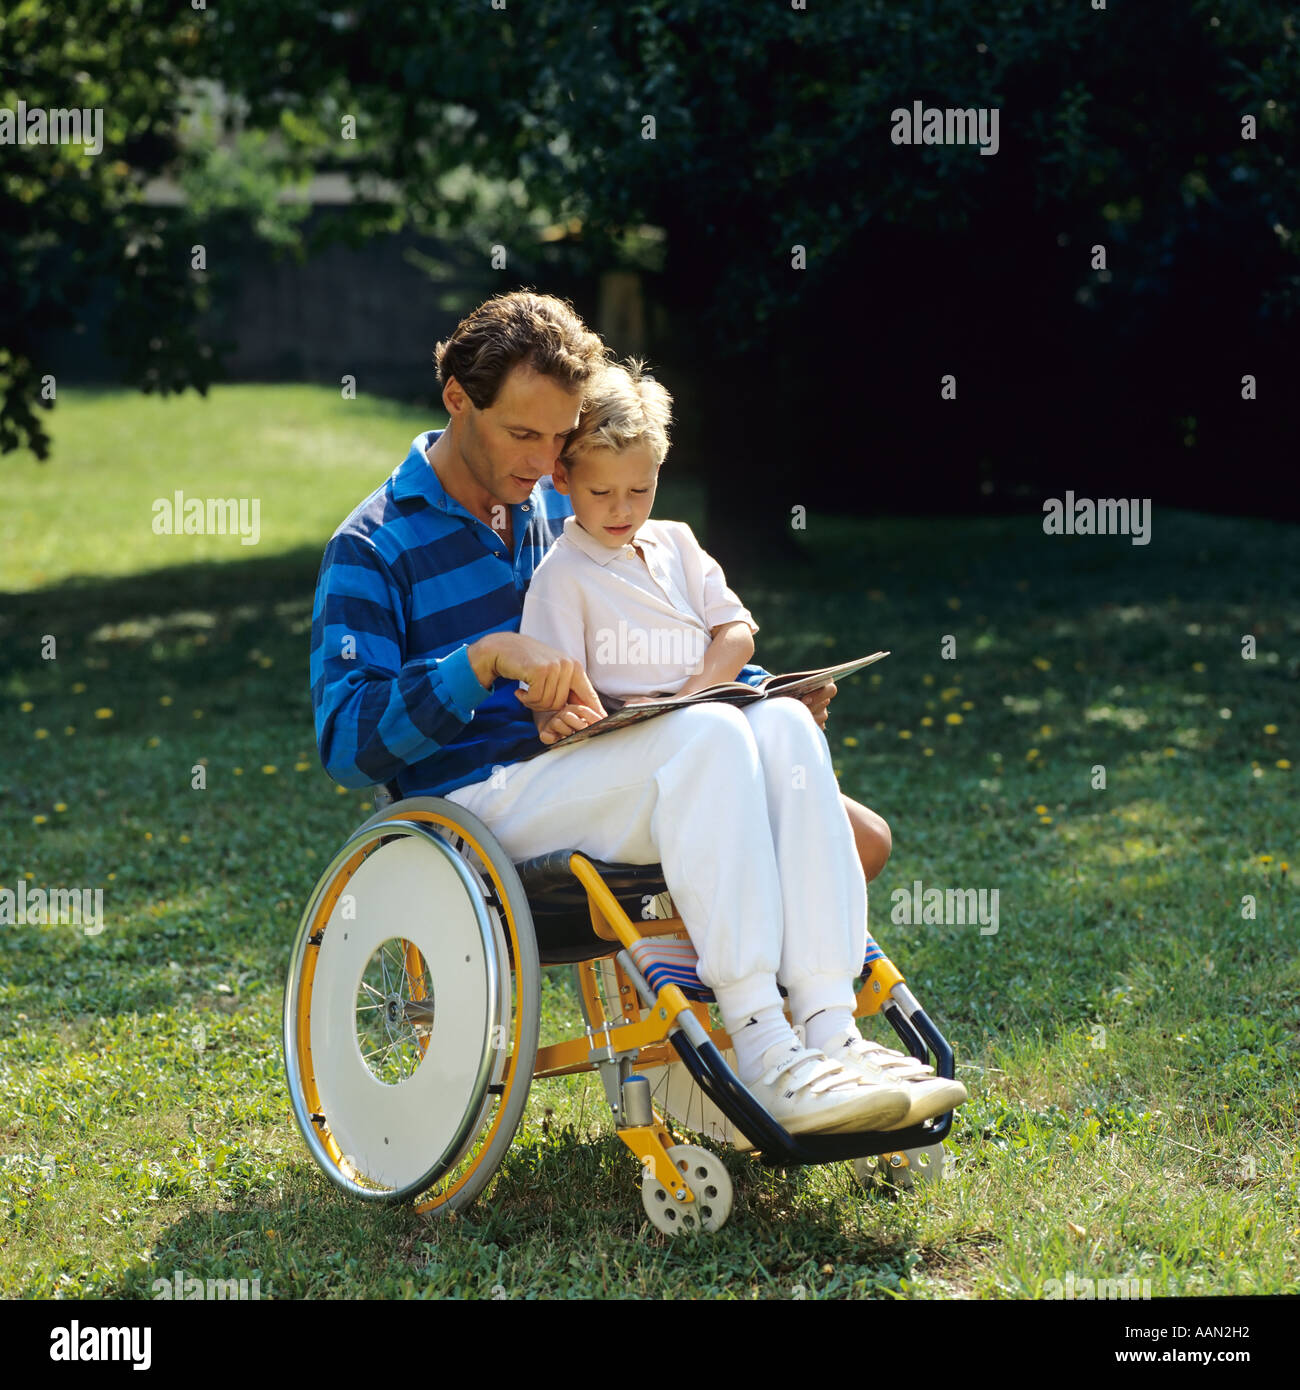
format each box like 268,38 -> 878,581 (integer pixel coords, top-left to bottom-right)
520,360 -> 966,1125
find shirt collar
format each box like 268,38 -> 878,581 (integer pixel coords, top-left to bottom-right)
562,514 -> 660,566
392,431 -> 451,509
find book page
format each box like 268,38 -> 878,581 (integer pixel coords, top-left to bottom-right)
761,650 -> 891,699
525,682 -> 764,756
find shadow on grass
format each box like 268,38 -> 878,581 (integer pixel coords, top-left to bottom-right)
111,1127 -> 934,1300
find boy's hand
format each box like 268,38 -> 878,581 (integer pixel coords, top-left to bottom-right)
536,702 -> 605,745
800,679 -> 837,729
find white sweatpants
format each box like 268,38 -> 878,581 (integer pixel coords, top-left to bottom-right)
446,697 -> 867,1027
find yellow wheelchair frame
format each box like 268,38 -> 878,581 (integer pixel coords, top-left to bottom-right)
283,796 -> 956,1234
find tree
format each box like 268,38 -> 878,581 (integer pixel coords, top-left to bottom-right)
0,0 -> 309,460
10,1 -> 1298,533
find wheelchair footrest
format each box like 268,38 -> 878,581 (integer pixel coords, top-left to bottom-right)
670,1030 -> 955,1165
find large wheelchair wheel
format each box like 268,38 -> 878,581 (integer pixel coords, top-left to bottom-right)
284,797 -> 540,1213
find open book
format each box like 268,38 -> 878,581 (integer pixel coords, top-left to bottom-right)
525,651 -> 890,755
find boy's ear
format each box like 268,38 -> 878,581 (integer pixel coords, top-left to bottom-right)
552,458 -> 572,494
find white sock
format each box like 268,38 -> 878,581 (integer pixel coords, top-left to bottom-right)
802,1006 -> 857,1054
729,1003 -> 800,1083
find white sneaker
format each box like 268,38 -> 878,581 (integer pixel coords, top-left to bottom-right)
745,1041 -> 911,1135
821,1030 -> 968,1128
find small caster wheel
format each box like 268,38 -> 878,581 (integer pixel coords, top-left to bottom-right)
640,1144 -> 733,1234
853,1142 -> 946,1192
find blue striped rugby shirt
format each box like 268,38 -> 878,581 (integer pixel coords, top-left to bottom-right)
310,427 -> 769,797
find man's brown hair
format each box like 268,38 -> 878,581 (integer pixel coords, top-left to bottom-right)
434,291 -> 609,408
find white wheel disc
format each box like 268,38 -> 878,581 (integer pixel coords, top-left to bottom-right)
641,1144 -> 733,1234
309,832 -> 498,1192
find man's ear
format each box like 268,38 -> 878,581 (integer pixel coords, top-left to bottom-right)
442,376 -> 471,420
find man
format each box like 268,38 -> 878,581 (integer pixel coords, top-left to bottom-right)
311,291 -> 964,1135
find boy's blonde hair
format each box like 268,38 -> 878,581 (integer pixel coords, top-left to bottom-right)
562,358 -> 673,467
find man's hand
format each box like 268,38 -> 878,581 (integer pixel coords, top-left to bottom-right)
468,632 -> 607,718
536,702 -> 605,745
799,679 -> 837,730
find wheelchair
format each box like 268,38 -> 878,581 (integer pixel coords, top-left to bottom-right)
283,792 -> 958,1234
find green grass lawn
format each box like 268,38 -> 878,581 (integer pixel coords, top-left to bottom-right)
1,384 -> 1296,1300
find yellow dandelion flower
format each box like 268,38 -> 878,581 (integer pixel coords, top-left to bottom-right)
54,803 -> 67,813
160,695 -> 173,707
1040,815 -> 1053,825
1032,657 -> 1051,671
1026,748 -> 1040,760
1282,862 -> 1290,872
1039,724 -> 1053,737
294,760 -> 312,771
257,656 -> 274,668
1278,759 -> 1292,770
946,713 -> 963,726
94,708 -> 113,720
898,729 -> 913,740
107,872 -> 116,881
33,814 -> 47,825
923,747 -> 934,757
144,832 -> 152,841
234,767 -> 244,776
336,784 -> 348,795
19,700 -> 33,713
72,682 -> 86,694
920,716 -> 934,727
940,687 -> 959,702
869,674 -> 882,686
34,728 -> 49,740
922,674 -> 934,686
262,764 -> 277,775
1164,747 -> 1178,757
147,737 -> 160,748
180,835 -> 191,844
1259,855 -> 1273,864
193,709 -> 204,719
1034,804 -> 1048,815
1192,661 -> 1206,673
961,700 -> 974,710
1264,724 -> 1278,735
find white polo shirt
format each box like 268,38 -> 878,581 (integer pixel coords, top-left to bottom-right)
519,515 -> 759,702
